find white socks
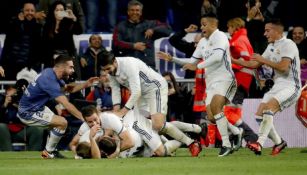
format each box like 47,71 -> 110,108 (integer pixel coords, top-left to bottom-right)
161,122 -> 194,146
227,122 -> 240,135
45,127 -> 66,152
258,111 -> 274,146
170,121 -> 201,133
214,112 -> 231,148
255,114 -> 281,145
164,140 -> 182,156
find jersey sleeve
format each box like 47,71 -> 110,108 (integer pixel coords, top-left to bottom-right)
101,113 -> 127,135
280,41 -> 297,60
124,65 -> 142,110
77,123 -> 90,137
38,76 -> 63,99
109,76 -> 122,106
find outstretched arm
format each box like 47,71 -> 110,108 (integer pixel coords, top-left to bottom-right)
157,51 -> 200,66
231,57 -> 261,69
65,77 -> 99,93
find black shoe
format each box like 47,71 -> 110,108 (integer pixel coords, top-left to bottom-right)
199,122 -> 208,140
218,146 -> 232,157
42,150 -> 66,159
53,150 -> 66,158
233,128 -> 243,151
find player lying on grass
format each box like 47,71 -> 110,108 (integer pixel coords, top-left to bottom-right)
74,107 -> 207,159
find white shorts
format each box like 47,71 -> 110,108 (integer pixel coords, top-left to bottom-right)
122,108 -> 162,156
17,106 -> 54,127
262,84 -> 301,111
132,120 -> 162,153
138,86 -> 168,115
206,80 -> 237,105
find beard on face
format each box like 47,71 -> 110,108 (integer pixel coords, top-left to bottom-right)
62,70 -> 71,80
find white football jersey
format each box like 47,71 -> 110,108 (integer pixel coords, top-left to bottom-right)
192,29 -> 235,86
109,57 -> 168,109
262,37 -> 301,89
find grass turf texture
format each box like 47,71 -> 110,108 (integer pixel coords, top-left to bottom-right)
0,148 -> 306,175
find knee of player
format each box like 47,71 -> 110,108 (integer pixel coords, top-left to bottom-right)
206,114 -> 216,123
58,117 -> 68,129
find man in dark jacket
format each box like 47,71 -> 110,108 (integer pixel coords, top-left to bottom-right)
112,0 -> 172,70
0,2 -> 42,80
80,34 -> 107,80
168,24 -> 202,78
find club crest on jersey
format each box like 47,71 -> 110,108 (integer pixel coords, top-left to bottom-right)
276,49 -> 280,55
204,50 -> 213,59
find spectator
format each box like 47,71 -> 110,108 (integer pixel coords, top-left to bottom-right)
245,0 -> 267,54
86,70 -> 113,112
201,0 -> 217,17
42,0 -> 83,79
162,71 -> 186,121
36,0 -> 85,32
80,34 -> 107,80
0,80 -> 45,151
0,2 -> 42,80
168,24 -> 201,78
112,0 -> 172,70
288,25 -> 307,85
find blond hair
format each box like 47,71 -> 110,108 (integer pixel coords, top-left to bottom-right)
227,17 -> 245,31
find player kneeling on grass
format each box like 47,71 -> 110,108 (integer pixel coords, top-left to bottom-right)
17,55 -> 99,159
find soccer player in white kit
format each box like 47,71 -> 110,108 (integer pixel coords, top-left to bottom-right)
69,105 -> 134,158
233,19 -> 301,155
100,52 -> 202,156
77,107 -> 204,158
159,14 -> 243,156
75,106 -> 184,158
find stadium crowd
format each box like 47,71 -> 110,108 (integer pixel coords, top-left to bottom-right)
0,0 -> 306,159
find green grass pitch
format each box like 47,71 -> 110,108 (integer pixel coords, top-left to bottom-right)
0,148 -> 306,175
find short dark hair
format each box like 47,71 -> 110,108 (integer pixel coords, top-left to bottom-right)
201,12 -> 217,19
81,105 -> 98,118
128,0 -> 143,9
266,18 -> 284,32
97,137 -> 117,156
54,55 -> 73,66
201,12 -> 219,26
22,1 -> 36,9
99,51 -> 116,67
